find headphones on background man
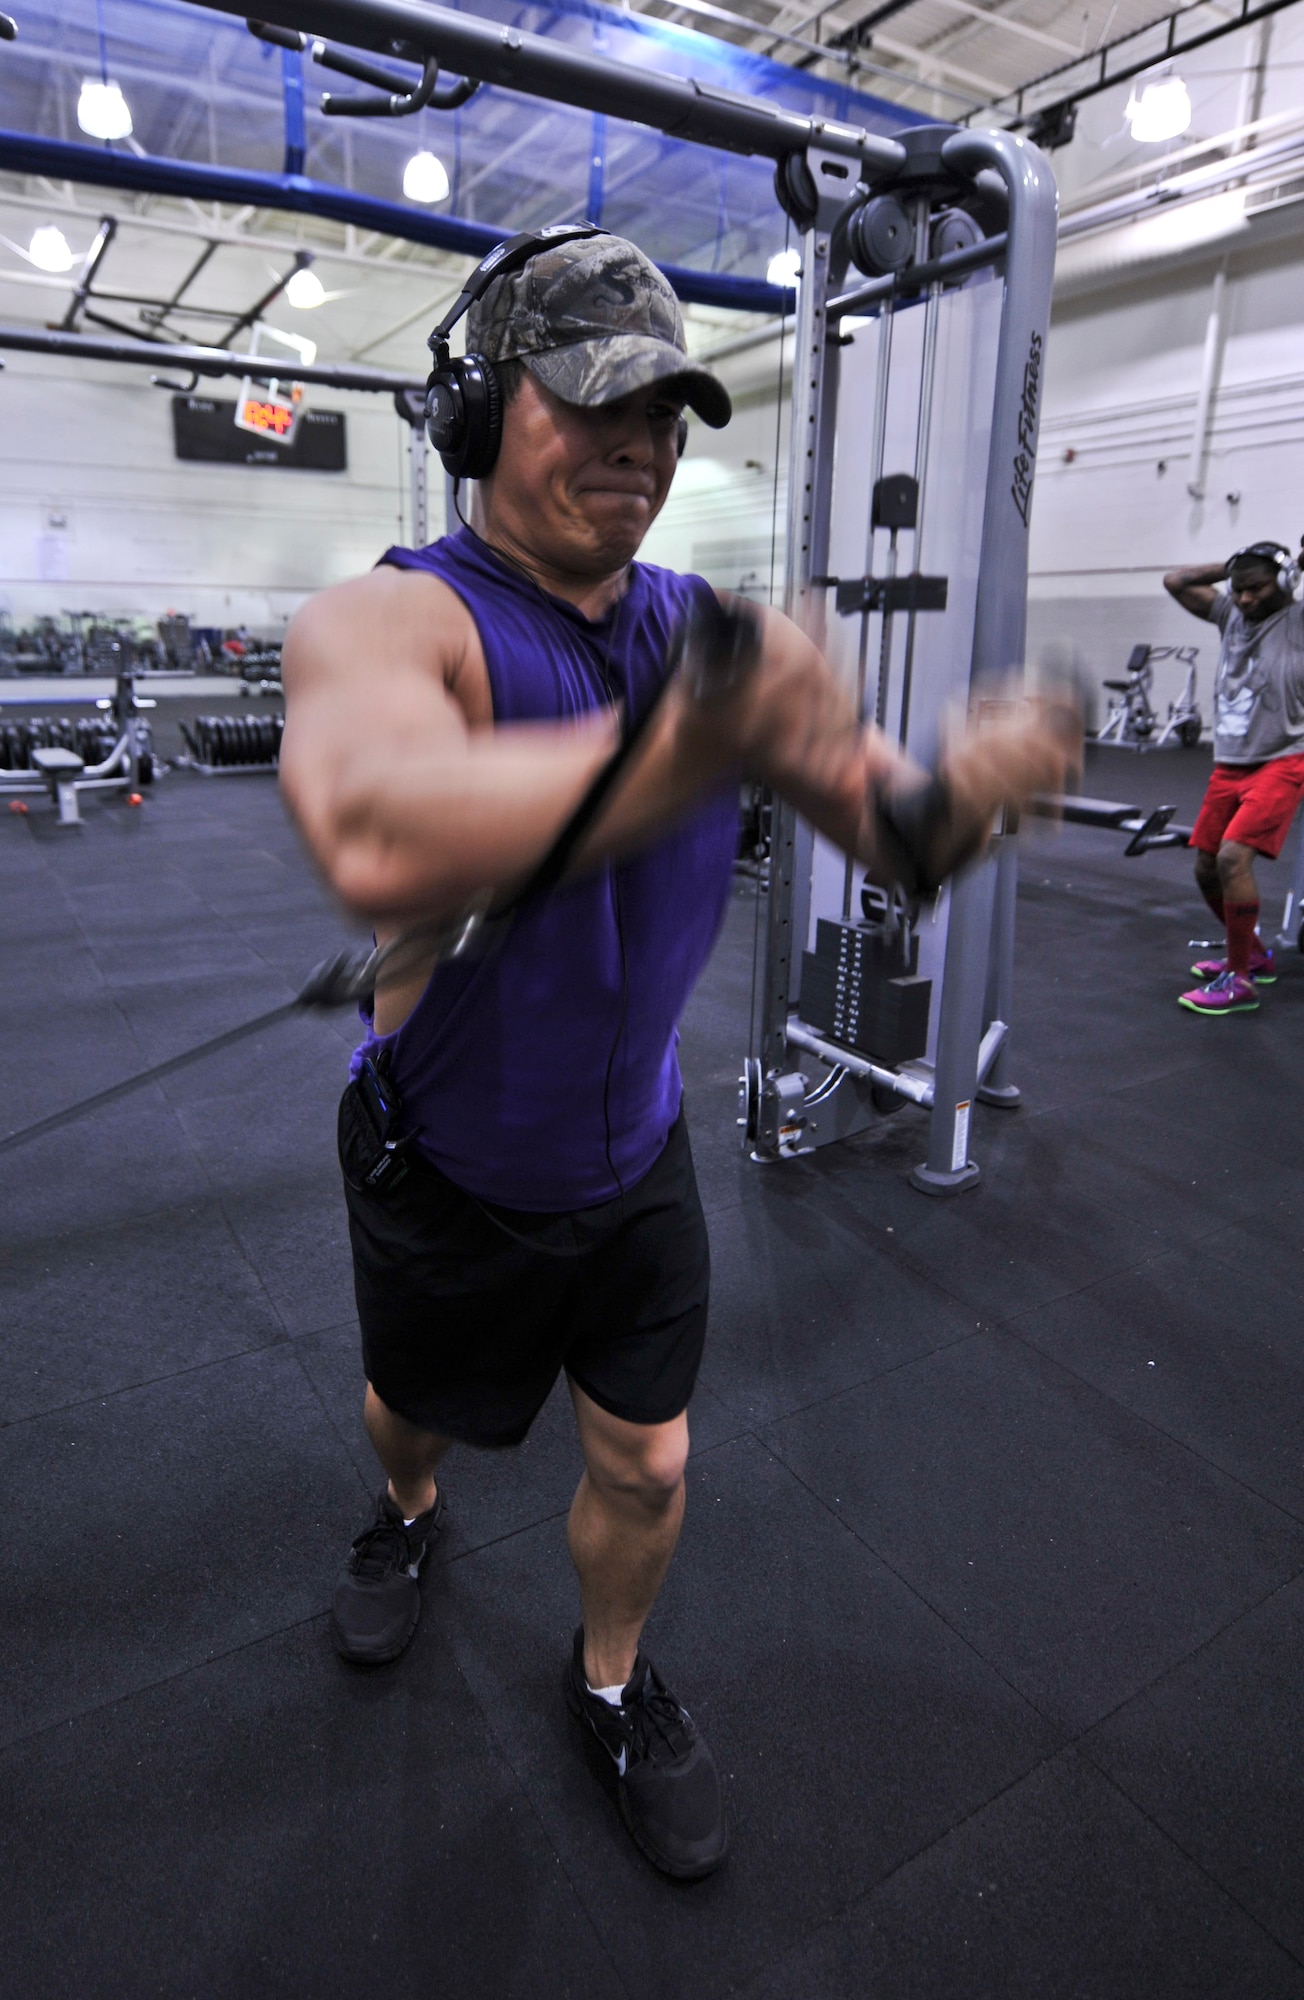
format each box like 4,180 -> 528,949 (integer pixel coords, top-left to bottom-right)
424,220 -> 689,481
1228,541 -> 1303,597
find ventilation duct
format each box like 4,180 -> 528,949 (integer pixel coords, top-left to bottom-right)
1054,190 -> 1249,296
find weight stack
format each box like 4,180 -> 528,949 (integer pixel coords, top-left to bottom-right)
798,917 -> 931,1068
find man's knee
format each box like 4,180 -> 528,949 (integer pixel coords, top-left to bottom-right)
585,1414 -> 689,1511
1216,839 -> 1255,884
1193,848 -> 1219,887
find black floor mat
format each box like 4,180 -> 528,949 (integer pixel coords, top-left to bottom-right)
3,749 -> 1304,1999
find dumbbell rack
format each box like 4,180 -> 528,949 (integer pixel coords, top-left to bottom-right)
177,713 -> 283,775
0,672 -> 158,820
0,714 -> 133,772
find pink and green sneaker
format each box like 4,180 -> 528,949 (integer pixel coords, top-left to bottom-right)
1179,970 -> 1261,1015
1189,947 -> 1276,984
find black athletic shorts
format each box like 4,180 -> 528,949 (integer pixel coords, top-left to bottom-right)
341,1108 -> 710,1448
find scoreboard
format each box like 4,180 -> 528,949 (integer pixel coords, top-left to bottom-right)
172,396 -> 347,470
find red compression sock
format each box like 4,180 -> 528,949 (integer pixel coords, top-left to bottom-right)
1224,901 -> 1260,977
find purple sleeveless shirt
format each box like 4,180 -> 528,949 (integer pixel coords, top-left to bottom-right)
351,528 -> 737,1211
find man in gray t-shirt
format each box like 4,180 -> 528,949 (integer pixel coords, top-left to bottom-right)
1163,540 -> 1304,1014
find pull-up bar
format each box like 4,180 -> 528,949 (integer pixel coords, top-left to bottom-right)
182,0 -> 909,174
0,323 -> 425,395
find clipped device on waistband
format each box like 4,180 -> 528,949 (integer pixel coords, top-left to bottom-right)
338,1051 -> 412,1196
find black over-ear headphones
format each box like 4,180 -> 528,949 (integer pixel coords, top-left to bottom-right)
1228,541 -> 1302,596
424,220 -> 689,481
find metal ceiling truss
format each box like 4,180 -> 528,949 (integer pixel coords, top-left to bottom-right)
977,0 -> 1304,123
642,0 -> 991,103
767,0 -> 1007,101
750,0 -> 1302,132
44,208 -> 318,348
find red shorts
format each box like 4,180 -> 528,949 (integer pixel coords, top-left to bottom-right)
1190,754 -> 1304,859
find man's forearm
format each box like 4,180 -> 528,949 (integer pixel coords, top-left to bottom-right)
1164,560 -> 1226,618
1165,561 -> 1226,592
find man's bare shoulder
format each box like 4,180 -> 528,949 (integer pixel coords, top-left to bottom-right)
283,564 -> 487,718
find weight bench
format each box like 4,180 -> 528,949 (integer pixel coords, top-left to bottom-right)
29,746 -> 85,825
1029,793 -> 1192,854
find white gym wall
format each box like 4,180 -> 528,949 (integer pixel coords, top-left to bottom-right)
0,348 -> 423,633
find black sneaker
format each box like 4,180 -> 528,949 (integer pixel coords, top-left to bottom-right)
330,1487 -> 444,1665
565,1628 -> 728,1880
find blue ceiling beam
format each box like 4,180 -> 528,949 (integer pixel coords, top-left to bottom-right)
0,127 -> 795,312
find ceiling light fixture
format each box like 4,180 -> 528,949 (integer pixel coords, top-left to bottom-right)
77,77 -> 133,140
27,224 -> 74,273
285,266 -> 326,310
766,247 -> 801,290
403,150 -> 450,204
1125,77 -> 1192,145
264,326 -> 318,366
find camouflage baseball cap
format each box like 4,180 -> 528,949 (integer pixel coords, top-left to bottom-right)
467,233 -> 731,430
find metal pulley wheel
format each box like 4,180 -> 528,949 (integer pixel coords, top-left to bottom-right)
929,207 -> 984,261
737,1057 -> 762,1146
774,154 -> 818,233
847,196 -> 912,278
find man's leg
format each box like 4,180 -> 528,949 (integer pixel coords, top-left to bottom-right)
365,1380 -> 451,1520
1216,838 -> 1260,975
563,1380 -> 727,1879
567,1382 -> 688,1689
331,1385 -> 452,1665
1193,846 -> 1225,925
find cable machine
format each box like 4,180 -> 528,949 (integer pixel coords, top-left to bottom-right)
744,125 -> 1057,1194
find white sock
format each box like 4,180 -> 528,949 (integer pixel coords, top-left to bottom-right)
394,1486 -> 436,1528
587,1679 -> 626,1707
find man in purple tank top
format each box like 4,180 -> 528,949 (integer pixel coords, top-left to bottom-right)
281,229 -> 1076,1880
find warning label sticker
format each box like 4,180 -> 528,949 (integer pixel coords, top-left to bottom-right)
951,1100 -> 972,1174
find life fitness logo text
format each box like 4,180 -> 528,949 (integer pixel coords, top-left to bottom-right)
1010,330 -> 1042,527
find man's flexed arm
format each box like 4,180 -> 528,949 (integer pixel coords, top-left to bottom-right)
280,568 -> 633,917
1164,560 -> 1226,620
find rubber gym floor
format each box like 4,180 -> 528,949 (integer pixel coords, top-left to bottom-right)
4,743 -> 1304,2000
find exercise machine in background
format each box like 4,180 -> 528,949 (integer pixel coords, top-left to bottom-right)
1095,642 -> 1203,750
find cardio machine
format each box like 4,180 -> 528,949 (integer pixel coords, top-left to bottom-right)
1096,643 -> 1203,749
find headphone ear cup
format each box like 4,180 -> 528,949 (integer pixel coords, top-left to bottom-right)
424,355 -> 502,481
1280,557 -> 1301,595
456,354 -> 503,481
425,364 -> 465,471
